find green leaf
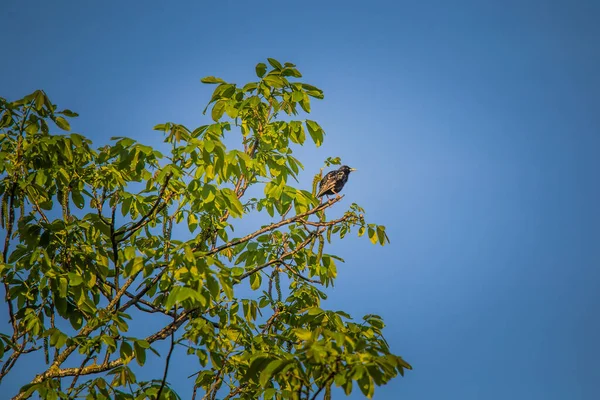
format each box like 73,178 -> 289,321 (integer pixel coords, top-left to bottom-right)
59,109 -> 79,117
133,341 -> 146,366
259,359 -> 289,387
250,272 -> 261,290
376,225 -> 388,245
69,313 -> 83,330
282,67 -> 302,78
307,307 -> 323,316
68,272 -> 83,286
222,188 -> 244,218
368,227 -> 377,244
153,123 -> 171,132
54,297 -> 67,317
101,336 -> 117,352
300,93 -> 311,112
123,246 -> 135,261
306,120 -> 324,147
255,63 -> 267,78
71,190 -> 85,209
54,116 -> 70,131
211,100 -> 226,122
302,83 -> 325,99
218,275 -> 233,300
206,273 -> 219,299
120,341 -> 133,363
267,58 -> 283,70
263,75 -> 285,88
34,90 -> 45,110
246,355 -> 271,382
294,328 -> 312,341
202,184 -> 216,203
264,388 -> 276,400
59,277 -> 68,298
358,226 -> 366,237
358,374 -> 374,398
53,331 -> 67,349
201,76 -> 226,84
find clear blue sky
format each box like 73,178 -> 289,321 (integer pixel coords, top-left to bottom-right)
2,1 -> 599,398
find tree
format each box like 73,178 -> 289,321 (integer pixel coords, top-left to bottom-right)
0,59 -> 411,400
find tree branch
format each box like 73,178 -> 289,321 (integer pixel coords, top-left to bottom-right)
94,188 -> 112,226
203,195 -> 343,255
222,384 -> 248,400
119,267 -> 168,313
0,336 -> 29,381
12,308 -> 198,399
115,173 -> 172,240
18,267 -> 154,393
299,214 -> 350,227
66,351 -> 96,396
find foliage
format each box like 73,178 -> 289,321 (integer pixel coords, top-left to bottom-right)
0,59 -> 410,400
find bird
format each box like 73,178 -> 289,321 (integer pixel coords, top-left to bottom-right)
317,165 -> 356,198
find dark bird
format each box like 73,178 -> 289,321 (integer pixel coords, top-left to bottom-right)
317,165 -> 356,198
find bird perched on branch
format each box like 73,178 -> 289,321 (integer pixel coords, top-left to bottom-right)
317,165 -> 356,198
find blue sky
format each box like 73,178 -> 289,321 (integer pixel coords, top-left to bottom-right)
2,0 -> 599,398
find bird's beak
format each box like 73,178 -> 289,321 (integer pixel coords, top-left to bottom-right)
350,168 -> 357,172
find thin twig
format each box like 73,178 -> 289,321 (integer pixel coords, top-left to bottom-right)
282,263 -> 321,284
299,214 -> 350,227
238,231 -> 320,281
115,174 -> 172,239
310,370 -> 337,400
0,337 -> 29,381
155,316 -> 176,400
119,267 -> 168,312
223,384 -> 247,400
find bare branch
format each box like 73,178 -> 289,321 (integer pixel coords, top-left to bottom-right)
106,272 -> 140,312
282,263 -> 322,284
146,309 -> 196,343
0,337 -> 29,381
66,352 -> 96,396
